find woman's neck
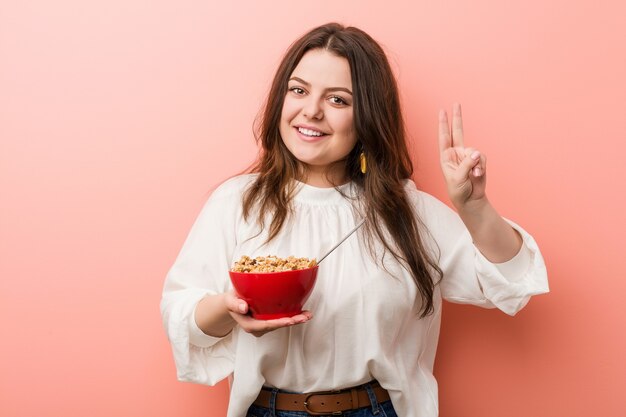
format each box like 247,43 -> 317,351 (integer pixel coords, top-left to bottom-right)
299,163 -> 349,188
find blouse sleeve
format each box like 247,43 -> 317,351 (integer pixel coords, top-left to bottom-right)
409,184 -> 549,316
160,178 -> 244,385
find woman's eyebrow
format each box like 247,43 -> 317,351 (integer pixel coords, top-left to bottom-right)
289,76 -> 353,95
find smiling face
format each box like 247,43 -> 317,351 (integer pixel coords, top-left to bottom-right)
279,49 -> 357,186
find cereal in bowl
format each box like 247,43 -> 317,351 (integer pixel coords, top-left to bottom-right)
231,255 -> 316,273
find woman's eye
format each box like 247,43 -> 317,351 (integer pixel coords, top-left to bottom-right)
329,96 -> 347,105
289,87 -> 305,95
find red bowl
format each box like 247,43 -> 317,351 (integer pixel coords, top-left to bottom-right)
229,266 -> 319,320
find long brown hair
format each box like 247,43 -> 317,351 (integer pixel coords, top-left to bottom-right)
242,23 -> 442,317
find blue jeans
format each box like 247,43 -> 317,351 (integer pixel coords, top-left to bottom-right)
246,382 -> 398,417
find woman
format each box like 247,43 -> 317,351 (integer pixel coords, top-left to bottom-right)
161,23 -> 549,417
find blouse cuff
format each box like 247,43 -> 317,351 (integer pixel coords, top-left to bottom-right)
493,242 -> 532,282
473,219 -> 549,316
188,297 -> 227,348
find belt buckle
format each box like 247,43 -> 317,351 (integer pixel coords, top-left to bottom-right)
303,390 -> 343,416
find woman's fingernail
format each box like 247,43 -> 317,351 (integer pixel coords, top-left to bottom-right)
239,304 -> 246,313
475,167 -> 482,176
471,151 -> 480,160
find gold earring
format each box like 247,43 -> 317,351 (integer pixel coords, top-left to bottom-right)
359,152 -> 367,174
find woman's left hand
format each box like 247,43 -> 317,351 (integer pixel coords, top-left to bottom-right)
438,103 -> 487,210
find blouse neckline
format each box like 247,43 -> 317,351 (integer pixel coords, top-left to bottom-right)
292,180 -> 359,205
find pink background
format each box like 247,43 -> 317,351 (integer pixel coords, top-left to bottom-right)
1,1 -> 624,416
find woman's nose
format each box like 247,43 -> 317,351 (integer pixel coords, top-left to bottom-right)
303,98 -> 323,120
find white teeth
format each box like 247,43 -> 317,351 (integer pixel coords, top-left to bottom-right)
298,127 -> 323,137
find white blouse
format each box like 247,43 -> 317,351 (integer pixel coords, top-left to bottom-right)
160,174 -> 549,417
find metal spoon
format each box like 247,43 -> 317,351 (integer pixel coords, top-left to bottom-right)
309,218 -> 366,267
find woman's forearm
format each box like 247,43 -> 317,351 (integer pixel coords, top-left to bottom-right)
194,293 -> 237,338
457,197 -> 523,263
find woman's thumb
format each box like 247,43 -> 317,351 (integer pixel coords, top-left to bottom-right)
460,149 -> 481,177
225,291 -> 248,314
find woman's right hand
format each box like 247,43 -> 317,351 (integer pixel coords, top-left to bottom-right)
223,291 -> 313,337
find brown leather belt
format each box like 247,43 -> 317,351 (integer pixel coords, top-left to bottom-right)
252,381 -> 390,415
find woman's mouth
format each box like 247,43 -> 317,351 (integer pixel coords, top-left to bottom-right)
295,126 -> 328,142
